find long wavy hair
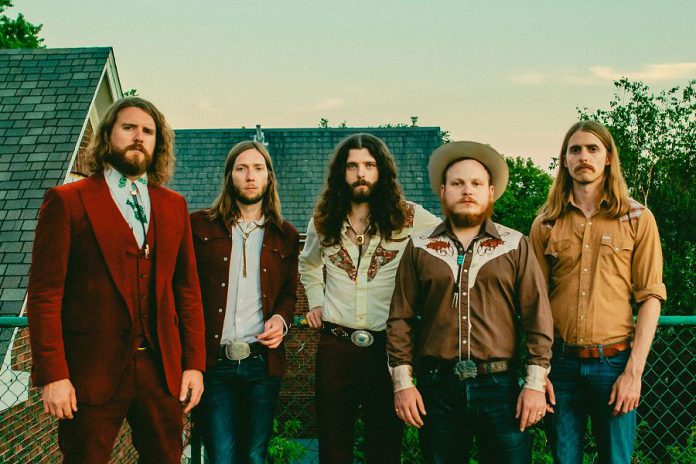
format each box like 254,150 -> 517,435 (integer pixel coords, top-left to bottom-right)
539,120 -> 631,221
86,97 -> 175,186
207,141 -> 283,227
314,133 -> 408,246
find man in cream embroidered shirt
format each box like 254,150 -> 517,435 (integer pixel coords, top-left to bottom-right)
300,202 -> 441,331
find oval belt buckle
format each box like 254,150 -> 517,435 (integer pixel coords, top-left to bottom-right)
351,330 -> 374,347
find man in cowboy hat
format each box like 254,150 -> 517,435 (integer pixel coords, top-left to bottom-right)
386,142 -> 554,464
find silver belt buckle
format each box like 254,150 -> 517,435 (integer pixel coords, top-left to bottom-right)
224,341 -> 251,361
350,330 -> 374,347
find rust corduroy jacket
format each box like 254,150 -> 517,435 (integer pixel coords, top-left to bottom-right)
190,210 -> 300,376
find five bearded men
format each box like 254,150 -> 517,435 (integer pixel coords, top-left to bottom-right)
26,96 -> 664,464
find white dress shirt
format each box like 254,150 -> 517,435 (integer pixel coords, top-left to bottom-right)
221,219 -> 266,344
104,166 -> 150,247
299,202 -> 442,331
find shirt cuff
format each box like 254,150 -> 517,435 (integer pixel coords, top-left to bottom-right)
523,364 -> 550,393
271,314 -> 289,336
305,286 -> 325,310
390,364 -> 415,392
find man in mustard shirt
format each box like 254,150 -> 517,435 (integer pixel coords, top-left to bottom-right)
530,121 -> 667,463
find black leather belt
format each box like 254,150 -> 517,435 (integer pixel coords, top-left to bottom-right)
418,357 -> 513,377
322,322 -> 384,347
218,342 -> 266,361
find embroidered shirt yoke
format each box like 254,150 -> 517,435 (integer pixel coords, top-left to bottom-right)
299,202 -> 441,331
386,219 -> 553,390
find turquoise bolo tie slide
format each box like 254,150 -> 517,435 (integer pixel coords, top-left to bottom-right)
454,360 -> 478,380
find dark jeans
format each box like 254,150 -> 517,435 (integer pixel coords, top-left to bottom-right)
418,362 -> 530,464
315,331 -> 403,464
546,349 -> 636,464
195,354 -> 282,464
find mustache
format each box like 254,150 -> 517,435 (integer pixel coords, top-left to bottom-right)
575,163 -> 595,173
351,180 -> 373,188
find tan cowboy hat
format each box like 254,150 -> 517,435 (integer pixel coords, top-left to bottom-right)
428,141 -> 509,200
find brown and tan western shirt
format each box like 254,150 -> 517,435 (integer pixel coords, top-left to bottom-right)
387,219 -> 553,392
529,197 -> 667,347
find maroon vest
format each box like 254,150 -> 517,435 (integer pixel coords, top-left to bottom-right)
125,214 -> 157,350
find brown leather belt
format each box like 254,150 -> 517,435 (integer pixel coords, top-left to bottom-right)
555,340 -> 631,359
419,357 -> 512,376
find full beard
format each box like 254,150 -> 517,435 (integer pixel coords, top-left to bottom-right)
104,144 -> 151,177
350,181 -> 375,203
233,184 -> 268,205
447,201 -> 494,228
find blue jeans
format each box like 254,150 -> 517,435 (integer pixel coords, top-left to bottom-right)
195,354 -> 282,464
546,349 -> 636,464
417,363 -> 530,464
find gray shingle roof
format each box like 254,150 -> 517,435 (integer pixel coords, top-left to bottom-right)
170,128 -> 444,230
0,47 -> 112,316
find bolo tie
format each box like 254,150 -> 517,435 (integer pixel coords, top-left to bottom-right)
347,217 -> 370,282
452,241 -> 477,380
236,220 -> 261,278
128,183 -> 150,258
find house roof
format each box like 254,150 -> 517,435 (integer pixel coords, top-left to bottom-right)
170,127 -> 444,229
0,47 -> 115,316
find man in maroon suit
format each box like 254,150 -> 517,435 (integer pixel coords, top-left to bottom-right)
26,97 -> 206,464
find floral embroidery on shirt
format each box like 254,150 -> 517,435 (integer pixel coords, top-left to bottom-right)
476,232 -> 509,256
404,203 -> 415,228
328,245 -> 357,281
426,239 -> 455,256
367,245 -> 399,281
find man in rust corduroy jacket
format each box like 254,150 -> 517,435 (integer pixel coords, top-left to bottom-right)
191,140 -> 299,464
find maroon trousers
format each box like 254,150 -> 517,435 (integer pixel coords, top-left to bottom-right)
57,349 -> 183,464
315,330 -> 403,464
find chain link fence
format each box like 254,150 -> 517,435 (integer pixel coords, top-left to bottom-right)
1,317 -> 693,463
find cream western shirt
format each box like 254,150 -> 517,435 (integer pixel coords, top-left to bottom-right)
299,202 -> 441,331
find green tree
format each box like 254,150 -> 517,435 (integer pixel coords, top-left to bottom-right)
578,78 -> 696,315
494,156 -> 552,234
0,0 -> 44,49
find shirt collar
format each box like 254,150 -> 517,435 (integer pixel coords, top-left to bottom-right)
429,217 -> 499,240
104,165 -> 148,191
565,191 -> 609,210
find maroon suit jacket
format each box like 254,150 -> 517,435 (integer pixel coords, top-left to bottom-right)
190,210 -> 299,377
27,174 -> 206,405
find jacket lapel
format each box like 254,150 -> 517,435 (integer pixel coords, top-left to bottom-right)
80,174 -> 133,317
149,186 -> 175,307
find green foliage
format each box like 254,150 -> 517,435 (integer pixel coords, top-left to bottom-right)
266,419 -> 306,464
578,78 -> 696,316
494,156 -> 552,234
664,425 -> 696,464
0,0 -> 44,49
123,88 -> 139,97
317,118 -> 346,128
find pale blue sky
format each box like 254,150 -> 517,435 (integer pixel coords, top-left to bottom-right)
10,0 -> 696,166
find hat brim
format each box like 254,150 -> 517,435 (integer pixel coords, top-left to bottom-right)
428,141 -> 509,200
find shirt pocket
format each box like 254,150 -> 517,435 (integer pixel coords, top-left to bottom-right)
599,234 -> 633,277
544,239 -> 575,284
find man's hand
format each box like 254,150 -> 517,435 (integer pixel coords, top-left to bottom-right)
515,388 -> 549,431
180,369 -> 204,414
257,317 -> 285,349
609,369 -> 642,416
306,306 -> 323,329
43,378 -> 77,420
546,377 -> 556,413
394,387 -> 427,428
